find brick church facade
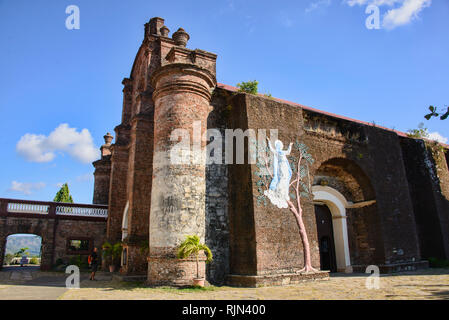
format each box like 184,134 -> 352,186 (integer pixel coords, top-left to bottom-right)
92,17 -> 449,287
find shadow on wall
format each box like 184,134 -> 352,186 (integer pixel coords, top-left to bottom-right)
205,97 -> 230,286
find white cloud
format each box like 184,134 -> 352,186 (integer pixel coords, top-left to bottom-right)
382,0 -> 431,29
16,123 -> 100,164
343,0 -> 431,29
345,0 -> 401,6
306,0 -> 332,13
8,181 -> 46,195
428,132 -> 448,144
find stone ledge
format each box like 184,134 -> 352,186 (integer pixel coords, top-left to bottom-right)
351,260 -> 429,274
226,271 -> 329,288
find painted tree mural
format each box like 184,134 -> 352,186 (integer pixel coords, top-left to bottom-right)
255,138 -> 318,273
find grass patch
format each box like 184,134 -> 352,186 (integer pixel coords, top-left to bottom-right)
147,285 -> 218,293
109,281 -> 219,293
167,285 -> 217,292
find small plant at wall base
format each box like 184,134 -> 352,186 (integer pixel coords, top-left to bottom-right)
102,241 -> 122,272
236,80 -> 258,95
177,235 -> 213,287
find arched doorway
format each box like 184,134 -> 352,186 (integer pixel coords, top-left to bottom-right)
3,234 -> 42,270
313,157 -> 382,270
313,185 -> 352,273
314,204 -> 337,272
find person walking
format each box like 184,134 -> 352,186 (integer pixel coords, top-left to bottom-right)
89,247 -> 99,281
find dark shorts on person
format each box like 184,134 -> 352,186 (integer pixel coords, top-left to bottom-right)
91,263 -> 98,272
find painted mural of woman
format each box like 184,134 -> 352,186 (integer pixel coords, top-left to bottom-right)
264,138 -> 293,209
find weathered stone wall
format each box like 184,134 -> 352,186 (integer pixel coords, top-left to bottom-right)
212,88 -> 426,281
97,17 -> 449,286
224,93 -> 258,277
400,137 -> 449,260
53,219 -> 107,264
121,114 -> 153,275
93,157 -> 111,205
146,27 -> 217,285
0,215 -> 106,270
0,216 -> 56,270
312,156 -> 384,267
245,94 -> 319,275
106,125 -> 130,243
205,90 -> 230,285
363,126 -> 421,267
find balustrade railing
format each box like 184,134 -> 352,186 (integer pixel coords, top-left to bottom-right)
56,205 -> 108,218
0,198 -> 108,219
7,202 -> 49,215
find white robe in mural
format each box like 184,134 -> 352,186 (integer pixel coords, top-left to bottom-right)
264,139 -> 293,209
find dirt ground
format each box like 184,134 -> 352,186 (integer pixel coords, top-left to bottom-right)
0,267 -> 448,300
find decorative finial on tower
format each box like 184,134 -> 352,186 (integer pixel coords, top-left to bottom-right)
103,132 -> 113,145
100,132 -> 113,158
146,17 -> 165,37
160,25 -> 170,37
172,28 -> 190,47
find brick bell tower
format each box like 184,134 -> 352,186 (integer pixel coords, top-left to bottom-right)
146,21 -> 217,285
94,17 -> 217,282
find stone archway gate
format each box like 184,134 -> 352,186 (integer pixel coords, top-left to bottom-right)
0,198 -> 108,270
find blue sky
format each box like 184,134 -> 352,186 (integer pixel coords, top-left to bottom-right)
0,0 -> 448,204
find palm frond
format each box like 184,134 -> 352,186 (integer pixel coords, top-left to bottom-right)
199,244 -> 213,263
177,235 -> 213,263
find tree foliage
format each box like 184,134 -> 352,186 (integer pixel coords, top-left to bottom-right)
4,254 -> 14,265
236,80 -> 258,95
14,247 -> 29,257
102,241 -> 122,265
425,105 -> 449,121
53,183 -> 74,203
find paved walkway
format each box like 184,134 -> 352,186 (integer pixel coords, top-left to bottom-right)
0,267 -> 448,300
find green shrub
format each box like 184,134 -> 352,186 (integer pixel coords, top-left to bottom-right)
69,255 -> 89,269
236,80 -> 258,95
102,241 -> 122,266
4,254 -> 14,265
29,257 -> 39,265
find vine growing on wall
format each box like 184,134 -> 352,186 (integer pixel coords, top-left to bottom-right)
407,123 -> 448,156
